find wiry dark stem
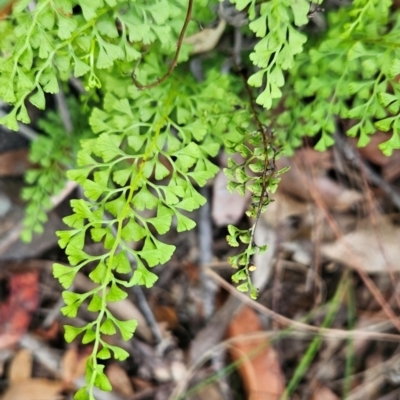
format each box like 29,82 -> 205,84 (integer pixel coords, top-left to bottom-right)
131,0 -> 193,89
239,69 -> 278,250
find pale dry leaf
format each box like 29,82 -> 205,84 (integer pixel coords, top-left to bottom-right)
252,218 -> 276,289
262,189 -> 312,230
2,348 -> 64,400
1,379 -> 64,400
170,360 -> 186,383
8,349 -> 32,383
277,154 -> 363,212
212,169 -> 250,226
61,347 -> 87,384
321,216 -> 400,273
293,147 -> 333,172
106,363 -> 134,397
184,19 -> 226,54
311,385 -> 339,400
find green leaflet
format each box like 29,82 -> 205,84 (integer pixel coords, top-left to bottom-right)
239,0 -> 310,109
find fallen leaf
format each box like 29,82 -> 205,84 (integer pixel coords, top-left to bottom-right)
212,153 -> 250,227
322,216 -> 400,273
311,385 -> 339,400
261,191 -> 311,238
189,383 -> 225,400
0,149 -> 30,176
1,379 -> 64,400
1,349 -> 64,400
184,19 -> 226,54
252,217 -> 277,290
8,349 -> 32,383
277,152 -> 363,212
226,306 -> 285,400
0,270 -> 40,349
152,304 -> 179,330
106,363 -> 134,396
61,347 -> 87,385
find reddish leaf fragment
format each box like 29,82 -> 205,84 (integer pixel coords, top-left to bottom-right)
0,270 -> 40,349
226,306 -> 285,400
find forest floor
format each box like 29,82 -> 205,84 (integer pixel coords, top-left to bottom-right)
1,126 -> 400,400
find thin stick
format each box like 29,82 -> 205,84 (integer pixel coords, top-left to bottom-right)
198,186 -> 217,319
206,267 -> 400,342
54,86 -> 73,134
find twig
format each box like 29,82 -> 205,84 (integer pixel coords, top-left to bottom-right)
42,292 -> 72,329
131,285 -> 163,345
131,0 -> 193,89
69,77 -> 86,94
205,267 -> 400,342
189,295 -> 243,363
198,186 -> 217,319
54,85 -> 73,134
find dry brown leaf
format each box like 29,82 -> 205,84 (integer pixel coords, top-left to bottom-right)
183,19 -> 226,54
189,384 -> 225,400
1,379 -> 64,400
311,385 -> 339,400
8,349 -> 32,383
152,304 -> 179,330
0,149 -> 30,176
321,216 -> 400,273
61,347 -> 87,384
0,271 -> 40,349
226,306 -> 285,400
263,191 -> 310,227
1,349 -> 64,400
131,377 -> 153,392
277,152 -> 363,212
106,363 -> 134,397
